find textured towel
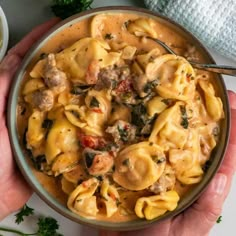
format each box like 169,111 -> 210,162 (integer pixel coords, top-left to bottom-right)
144,0 -> 236,61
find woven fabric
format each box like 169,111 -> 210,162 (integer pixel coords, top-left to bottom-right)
144,0 -> 236,61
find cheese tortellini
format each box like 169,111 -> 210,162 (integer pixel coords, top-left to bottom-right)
19,13 -> 224,223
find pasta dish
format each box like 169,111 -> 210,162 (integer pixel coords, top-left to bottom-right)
17,13 -> 224,221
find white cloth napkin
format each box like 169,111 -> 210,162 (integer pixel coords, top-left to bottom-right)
144,0 -> 236,61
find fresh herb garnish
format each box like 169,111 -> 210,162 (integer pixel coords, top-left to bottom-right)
15,204 -> 34,224
71,110 -> 80,118
70,84 -> 91,95
180,105 -> 189,129
124,20 -> 131,29
131,103 -> 147,129
118,125 -> 129,142
90,97 -> 100,108
216,215 -> 222,224
0,205 -> 62,236
122,158 -> 130,167
84,152 -> 96,168
42,119 -> 53,129
104,33 -> 113,40
157,157 -> 166,164
161,98 -> 174,106
51,0 -> 93,19
143,79 -> 159,93
202,160 -> 212,172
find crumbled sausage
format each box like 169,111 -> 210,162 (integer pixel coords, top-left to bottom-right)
106,120 -> 136,145
95,66 -> 131,90
44,53 -> 67,92
149,165 -> 176,194
31,89 -> 54,111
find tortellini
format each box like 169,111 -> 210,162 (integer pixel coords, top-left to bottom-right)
127,17 -> 158,38
199,80 -> 223,121
113,142 -> 166,191
67,178 -> 99,218
20,13 -> 224,223
45,111 -> 79,164
26,110 -> 46,149
135,191 -> 180,220
149,102 -> 189,151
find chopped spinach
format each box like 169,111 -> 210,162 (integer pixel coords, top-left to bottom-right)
84,152 -> 96,168
131,103 -> 147,129
143,79 -> 159,93
202,160 -> 212,172
118,125 -> 129,142
70,85 -> 91,95
157,157 -> 166,164
180,105 -> 189,129
34,155 -> 47,171
122,158 -> 130,167
161,98 -> 174,106
105,33 -> 113,40
90,97 -> 100,108
71,110 -> 80,119
42,119 -> 53,129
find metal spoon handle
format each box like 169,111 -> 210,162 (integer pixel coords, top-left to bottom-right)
189,62 -> 236,76
147,37 -> 236,76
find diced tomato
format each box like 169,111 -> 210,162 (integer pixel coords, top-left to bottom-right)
91,108 -> 103,113
115,79 -> 133,93
78,133 -> 106,149
109,192 -> 117,201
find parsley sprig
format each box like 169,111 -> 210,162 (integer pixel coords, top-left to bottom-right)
15,204 -> 34,224
0,204 -> 63,236
51,0 -> 93,19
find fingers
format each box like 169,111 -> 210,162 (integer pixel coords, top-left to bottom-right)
176,91 -> 236,236
0,18 -> 60,117
179,172 -> 228,236
8,17 -> 60,58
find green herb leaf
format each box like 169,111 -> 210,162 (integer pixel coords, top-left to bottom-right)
15,204 -> 34,224
216,215 -> 222,224
84,152 -> 96,168
118,125 -> 129,142
42,119 -> 53,129
179,105 -> 189,129
143,79 -> 159,93
105,33 -> 113,40
122,158 -> 130,167
51,0 -> 93,19
37,217 -> 62,236
90,97 -> 100,108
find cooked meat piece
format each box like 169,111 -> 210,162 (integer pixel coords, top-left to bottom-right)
44,53 -> 67,92
31,89 -> 54,111
149,164 -> 176,194
94,66 -> 131,90
106,120 -> 136,145
83,148 -> 114,176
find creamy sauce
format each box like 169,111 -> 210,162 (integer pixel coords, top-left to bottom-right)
17,13 -> 221,222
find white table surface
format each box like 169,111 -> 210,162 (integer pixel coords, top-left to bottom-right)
0,0 -> 235,235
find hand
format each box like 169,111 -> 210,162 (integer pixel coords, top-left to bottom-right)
0,18 -> 60,221
100,91 -> 236,236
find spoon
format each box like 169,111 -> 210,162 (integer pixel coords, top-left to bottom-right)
147,37 -> 236,76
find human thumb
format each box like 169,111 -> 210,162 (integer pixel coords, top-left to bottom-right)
183,173 -> 227,236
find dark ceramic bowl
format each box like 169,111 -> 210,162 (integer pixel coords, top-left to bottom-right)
7,6 -> 230,231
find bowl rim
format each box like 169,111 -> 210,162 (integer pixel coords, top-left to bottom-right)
0,6 -> 9,61
7,6 -> 230,231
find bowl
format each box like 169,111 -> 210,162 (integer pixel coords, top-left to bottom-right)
0,6 -> 9,61
7,6 -> 230,231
